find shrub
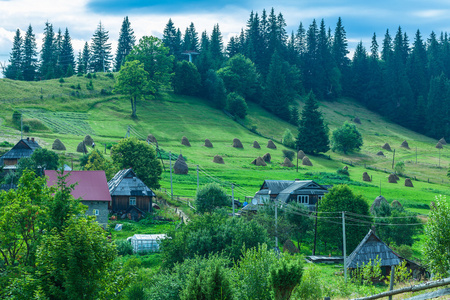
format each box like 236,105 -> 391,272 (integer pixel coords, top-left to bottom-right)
86,80 -> 94,90
337,168 -> 349,176
86,73 -> 92,79
12,111 -> 21,126
282,129 -> 296,148
105,72 -> 114,79
59,77 -> 65,83
270,256 -> 304,300
195,183 -> 229,214
226,92 -> 248,119
282,149 -> 295,161
116,240 -> 133,256
0,141 -> 14,147
23,124 -> 30,132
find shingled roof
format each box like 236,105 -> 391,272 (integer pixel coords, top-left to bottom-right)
276,180 -> 329,203
346,230 -> 401,269
108,168 -> 155,197
259,180 -> 295,194
0,138 -> 41,161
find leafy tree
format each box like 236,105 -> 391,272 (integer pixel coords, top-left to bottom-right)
204,69 -> 227,109
90,21 -> 112,72
111,137 -> 162,189
83,150 -> 118,180
115,16 -> 136,71
226,92 -> 248,119
114,60 -> 150,118
4,29 -> 23,80
331,121 -> 363,154
195,183 -> 229,214
423,195 -> 450,278
282,128 -> 296,149
172,61 -> 201,96
318,185 -> 370,254
269,256 -> 304,300
296,92 -> 330,154
31,148 -> 59,175
251,203 -> 293,247
22,24 -> 37,81
285,202 -> 314,250
126,36 -> 174,96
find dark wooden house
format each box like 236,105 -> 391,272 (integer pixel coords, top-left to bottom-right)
0,137 -> 40,170
253,179 -> 330,210
108,168 -> 155,217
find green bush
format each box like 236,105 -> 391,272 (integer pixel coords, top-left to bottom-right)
282,149 -> 295,161
12,111 -> 21,126
282,129 -> 296,148
23,124 -> 30,132
0,141 -> 14,147
337,168 -> 349,176
115,240 -> 133,256
195,183 -> 229,214
226,92 -> 248,119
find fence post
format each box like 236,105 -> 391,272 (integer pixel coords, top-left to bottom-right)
388,267 -> 395,300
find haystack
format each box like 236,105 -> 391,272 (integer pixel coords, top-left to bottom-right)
363,172 -> 371,182
376,151 -> 385,156
181,136 -> 191,147
283,239 -> 299,254
393,173 -> 400,180
297,150 -> 306,160
302,156 -> 313,166
391,200 -> 403,209
400,140 -> 410,149
353,117 -> 361,124
370,195 -> 388,213
253,141 -> 261,149
84,135 -> 94,146
262,153 -> 271,163
439,137 -> 447,145
173,154 -> 188,174
382,143 -> 392,151
76,141 -> 87,153
388,174 -> 397,183
213,155 -> 224,164
205,139 -> 213,148
147,134 -> 157,144
281,157 -> 294,167
267,140 -> 277,149
52,138 -> 66,151
233,138 -> 243,148
343,166 -> 348,170
436,142 -> 443,149
254,157 -> 267,166
405,178 -> 414,187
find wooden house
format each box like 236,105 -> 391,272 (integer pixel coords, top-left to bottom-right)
253,179 -> 330,210
45,170 -> 111,227
0,137 -> 40,170
108,168 -> 155,218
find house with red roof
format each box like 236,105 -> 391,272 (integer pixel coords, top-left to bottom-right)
45,170 -> 111,226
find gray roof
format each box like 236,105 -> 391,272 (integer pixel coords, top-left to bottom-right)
260,180 -> 295,194
275,180 -> 329,203
108,168 -> 155,197
0,138 -> 41,161
346,230 -> 401,268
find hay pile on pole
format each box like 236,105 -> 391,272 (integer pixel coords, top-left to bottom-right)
405,178 -> 414,187
262,153 -> 271,163
436,142 -> 443,149
400,140 -> 410,149
267,140 -> 277,149
283,239 -> 299,254
52,138 -> 66,151
147,134 -> 157,144
181,136 -> 191,147
76,141 -> 87,153
353,117 -> 361,124
254,157 -> 267,166
362,172 -> 371,182
173,154 -> 188,174
205,139 -> 213,148
253,141 -> 261,149
84,135 -> 94,147
439,137 -> 447,145
382,143 -> 392,151
376,151 -> 385,156
281,157 -> 294,167
233,138 -> 243,148
391,200 -> 403,209
213,155 -> 224,164
297,150 -> 305,160
370,195 -> 388,212
302,156 -> 313,166
388,174 -> 397,183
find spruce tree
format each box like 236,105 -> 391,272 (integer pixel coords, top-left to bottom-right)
40,22 -> 56,79
183,22 -> 199,52
90,22 -> 112,72
60,28 -> 75,76
162,19 -> 181,60
76,52 -> 84,75
4,29 -> 23,80
22,25 -> 37,81
114,16 -> 135,71
381,29 -> 393,62
54,28 -> 63,78
296,92 -> 330,154
81,42 -> 90,74
209,24 -> 224,70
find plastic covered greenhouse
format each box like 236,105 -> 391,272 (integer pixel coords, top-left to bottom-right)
128,234 -> 167,253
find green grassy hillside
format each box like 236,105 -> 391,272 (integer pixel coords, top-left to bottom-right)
0,74 -> 449,215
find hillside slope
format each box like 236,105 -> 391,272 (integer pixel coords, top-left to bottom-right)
0,75 -> 448,213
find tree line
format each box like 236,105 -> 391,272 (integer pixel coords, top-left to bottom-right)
4,10 -> 450,140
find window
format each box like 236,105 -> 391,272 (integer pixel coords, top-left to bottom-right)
318,195 -> 324,201
297,195 -> 309,204
130,197 -> 136,205
93,209 -> 99,216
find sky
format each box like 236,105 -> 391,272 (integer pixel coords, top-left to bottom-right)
1,0 -> 450,64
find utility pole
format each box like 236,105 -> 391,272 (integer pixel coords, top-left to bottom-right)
197,165 -> 199,190
20,113 -> 23,140
342,211 -> 347,282
392,149 -> 396,169
275,200 -> 278,249
232,183 -> 235,217
169,151 -> 173,199
312,201 -> 319,255
296,148 -> 299,173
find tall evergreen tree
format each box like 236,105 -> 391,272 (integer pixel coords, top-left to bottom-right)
370,32 -> 379,59
4,29 -> 23,80
350,41 -> 369,101
332,17 -> 350,94
81,42 -> 90,74
76,51 -> 84,75
162,19 -> 182,60
90,22 -> 112,72
22,25 -> 37,81
427,31 -> 444,77
381,29 -> 393,62
408,30 -> 429,107
54,28 -> 63,77
226,37 -> 239,57
183,22 -> 199,52
426,74 -> 450,139
60,28 -> 75,76
209,24 -> 224,70
303,20 -> 319,95
115,16 -> 135,71
40,22 -> 56,79
296,92 -> 330,154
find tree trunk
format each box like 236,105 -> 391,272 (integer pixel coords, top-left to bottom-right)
131,96 -> 137,118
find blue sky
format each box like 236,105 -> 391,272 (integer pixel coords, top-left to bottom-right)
1,0 -> 450,62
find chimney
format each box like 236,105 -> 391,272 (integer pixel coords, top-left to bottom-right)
27,137 -> 29,141
31,137 -> 35,142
